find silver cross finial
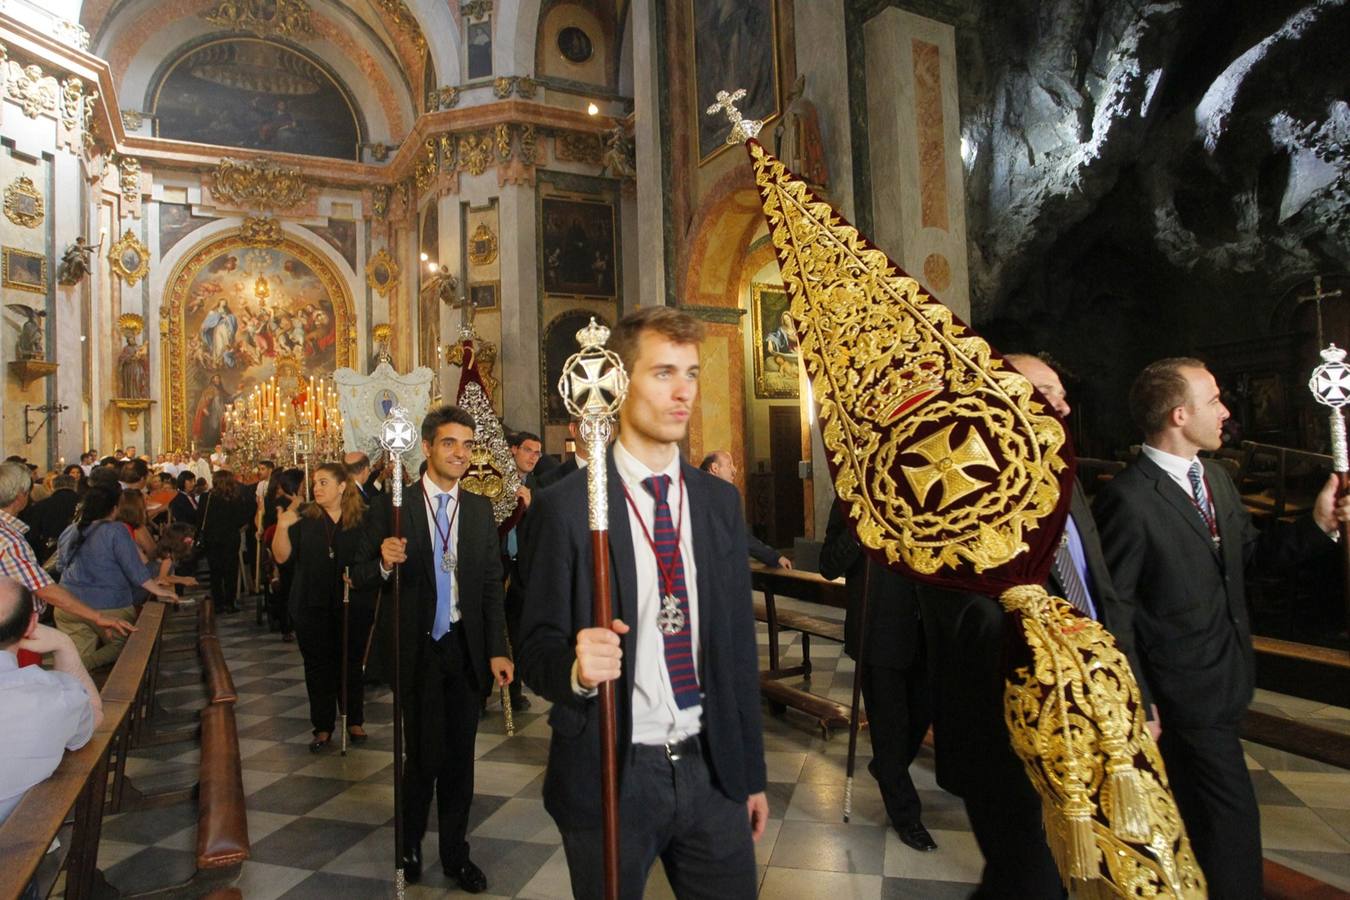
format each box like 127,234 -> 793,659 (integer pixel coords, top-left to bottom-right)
706,87 -> 764,145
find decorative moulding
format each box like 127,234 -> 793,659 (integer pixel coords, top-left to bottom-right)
108,229 -> 150,285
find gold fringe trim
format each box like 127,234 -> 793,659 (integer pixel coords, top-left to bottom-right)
1106,763 -> 1151,842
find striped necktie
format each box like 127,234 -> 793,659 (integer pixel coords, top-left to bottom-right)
1187,461 -> 1216,533
641,475 -> 700,709
1053,529 -> 1096,619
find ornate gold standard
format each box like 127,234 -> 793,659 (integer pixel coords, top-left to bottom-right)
558,317 -> 628,530
731,110 -> 1205,897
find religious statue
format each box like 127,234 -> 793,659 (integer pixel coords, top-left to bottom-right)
6,304 -> 46,360
57,237 -> 95,285
773,75 -> 829,189
599,122 -> 635,179
117,331 -> 150,398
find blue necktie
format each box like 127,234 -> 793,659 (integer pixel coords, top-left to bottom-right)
432,492 -> 453,640
641,475 -> 700,709
1188,461 -> 1216,532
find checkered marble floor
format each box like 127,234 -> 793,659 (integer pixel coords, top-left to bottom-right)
89,597 -> 1350,898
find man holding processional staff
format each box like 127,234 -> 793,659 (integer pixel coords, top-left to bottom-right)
517,308 -> 769,899
371,404 -> 514,894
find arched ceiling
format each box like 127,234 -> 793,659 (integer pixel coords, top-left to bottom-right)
83,0 -> 470,144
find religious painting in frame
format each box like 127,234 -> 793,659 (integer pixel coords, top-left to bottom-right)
470,282 -> 498,310
161,235 -> 354,452
159,203 -> 217,255
542,308 -> 610,422
4,175 -> 44,229
691,0 -> 780,164
2,247 -> 46,293
467,21 -> 493,79
541,196 -> 616,298
152,38 -> 362,161
750,281 -> 799,399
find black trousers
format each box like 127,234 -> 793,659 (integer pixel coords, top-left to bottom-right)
295,601 -> 372,732
206,542 -> 240,609
962,775 -> 1064,900
403,628 -> 479,869
558,738 -> 757,900
1158,722 -> 1262,899
860,656 -> 930,828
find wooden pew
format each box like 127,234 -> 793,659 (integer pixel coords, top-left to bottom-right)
0,601 -> 165,900
751,564 -> 864,737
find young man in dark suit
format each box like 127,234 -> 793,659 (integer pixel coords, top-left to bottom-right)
917,353 -> 1152,899
517,307 -> 768,899
1094,358 -> 1349,899
375,405 -> 514,893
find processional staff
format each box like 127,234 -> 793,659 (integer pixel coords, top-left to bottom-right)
558,318 -> 629,900
1308,344 -> 1350,635
377,405 -> 419,899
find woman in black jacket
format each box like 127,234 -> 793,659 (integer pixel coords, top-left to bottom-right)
199,469 -> 256,613
272,462 -> 383,752
262,467 -> 305,641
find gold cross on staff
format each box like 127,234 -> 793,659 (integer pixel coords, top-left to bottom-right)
1297,275 -> 1344,349
901,423 -> 998,511
706,88 -> 764,145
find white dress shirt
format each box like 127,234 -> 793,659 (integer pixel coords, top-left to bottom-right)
0,650 -> 95,826
422,474 -> 463,625
612,440 -> 703,745
1141,444 -> 1205,499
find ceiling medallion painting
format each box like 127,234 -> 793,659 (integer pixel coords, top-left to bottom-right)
210,157 -> 312,209
203,0 -> 314,40
154,39 -> 361,160
4,175 -> 44,229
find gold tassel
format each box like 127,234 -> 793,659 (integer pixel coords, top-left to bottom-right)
1063,791 -> 1100,881
1106,760 -> 1151,842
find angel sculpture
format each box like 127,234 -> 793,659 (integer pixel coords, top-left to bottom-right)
6,305 -> 46,360
57,237 -> 95,285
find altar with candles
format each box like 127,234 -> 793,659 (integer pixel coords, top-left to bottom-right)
222,356 -> 345,469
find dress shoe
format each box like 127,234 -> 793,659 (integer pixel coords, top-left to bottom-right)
401,845 -> 422,884
308,732 -> 331,753
446,858 -> 487,893
897,821 -> 938,852
510,694 -> 531,712
347,728 -> 368,744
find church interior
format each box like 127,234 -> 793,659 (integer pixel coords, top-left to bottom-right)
1,0 -> 1348,897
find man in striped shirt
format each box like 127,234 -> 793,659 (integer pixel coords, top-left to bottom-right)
0,462 -> 135,650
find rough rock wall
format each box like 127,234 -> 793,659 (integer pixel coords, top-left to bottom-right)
950,0 -> 1349,451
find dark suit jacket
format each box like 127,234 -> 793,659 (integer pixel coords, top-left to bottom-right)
918,481 -> 1147,797
284,510 -> 384,624
517,451 -> 767,830
820,500 -> 922,668
369,484 -> 508,712
535,457 -> 579,490
24,489 -> 78,557
1093,454 -> 1331,729
168,491 -> 200,529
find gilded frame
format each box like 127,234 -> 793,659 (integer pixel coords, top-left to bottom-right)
160,233 -> 356,452
690,0 -> 781,165
750,281 -> 799,399
109,229 -> 151,286
366,247 -> 400,297
3,175 -> 44,229
2,247 -> 46,293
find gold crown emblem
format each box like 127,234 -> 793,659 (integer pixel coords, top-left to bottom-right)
867,351 -> 946,423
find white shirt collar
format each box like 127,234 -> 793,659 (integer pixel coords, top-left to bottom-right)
421,473 -> 460,505
1141,443 -> 1200,480
613,438 -> 682,489
0,649 -> 16,672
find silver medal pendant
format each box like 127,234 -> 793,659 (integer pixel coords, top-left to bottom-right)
657,593 -> 686,635
328,548 -> 335,560
442,552 -> 456,573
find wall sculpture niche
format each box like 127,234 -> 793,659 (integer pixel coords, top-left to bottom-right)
151,39 -> 363,161
162,235 -> 354,451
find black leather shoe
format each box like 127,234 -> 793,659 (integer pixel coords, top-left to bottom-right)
447,859 -> 487,893
511,694 -> 532,712
308,732 -> 331,753
401,845 -> 422,884
898,821 -> 938,852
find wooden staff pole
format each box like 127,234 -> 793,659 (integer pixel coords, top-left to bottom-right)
560,318 -> 629,900
340,566 -> 350,756
378,407 -> 417,900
